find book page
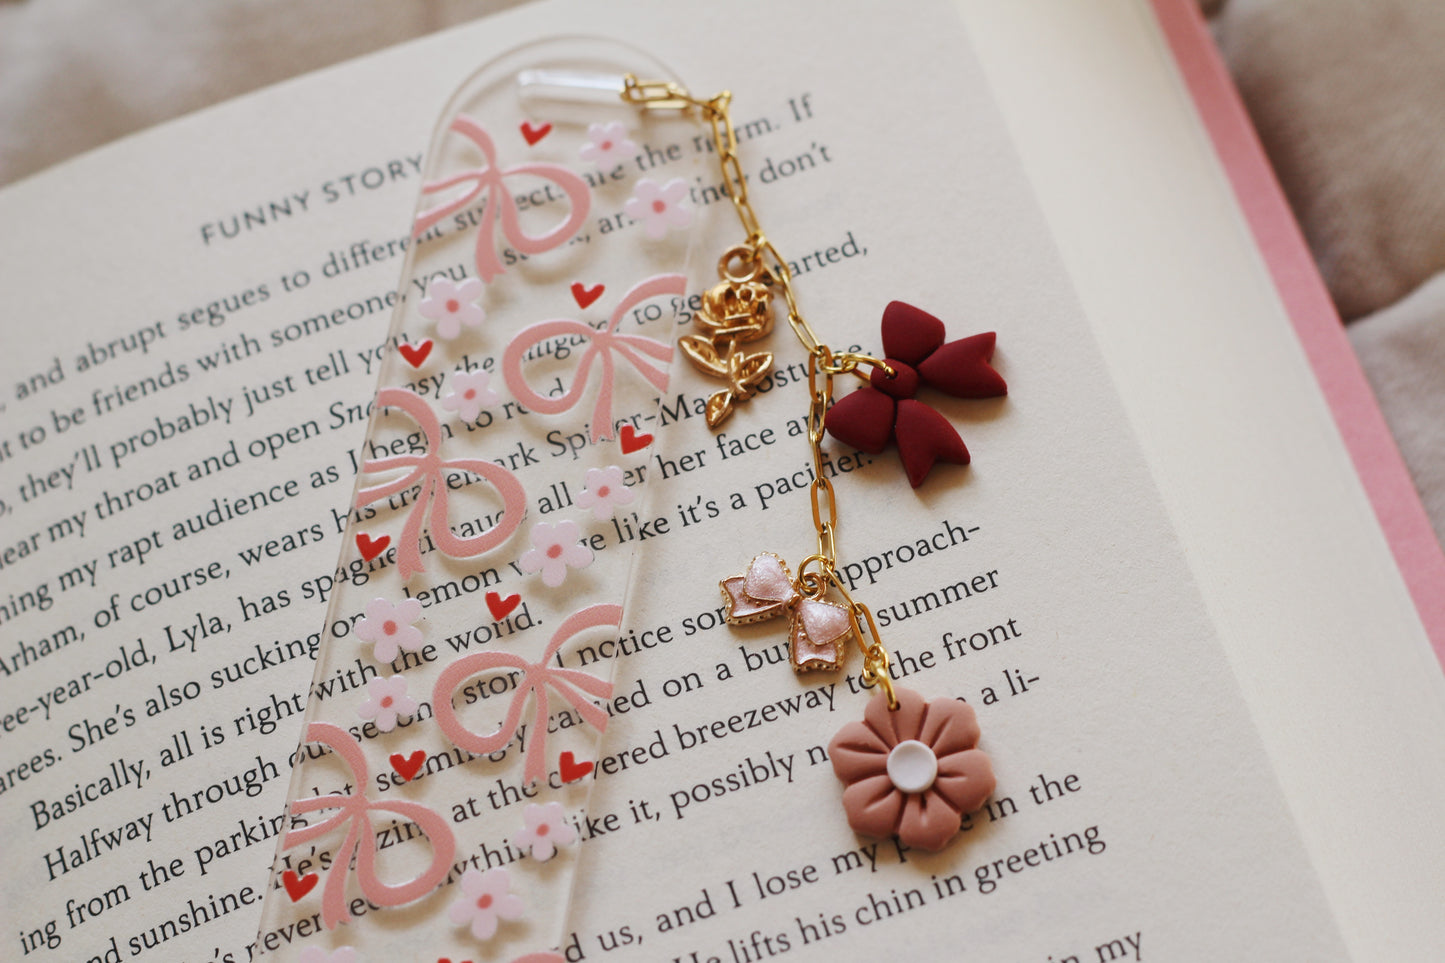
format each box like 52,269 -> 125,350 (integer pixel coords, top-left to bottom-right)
958,2 -> 1445,957
0,0 -> 1384,960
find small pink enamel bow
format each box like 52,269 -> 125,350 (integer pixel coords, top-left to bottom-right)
721,553 -> 852,671
413,115 -> 591,282
283,723 -> 456,929
503,274 -> 680,442
355,387 -> 526,580
433,602 -> 618,785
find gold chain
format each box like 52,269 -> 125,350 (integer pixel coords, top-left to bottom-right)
625,75 -> 898,708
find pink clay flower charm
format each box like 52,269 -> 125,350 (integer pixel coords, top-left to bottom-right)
828,687 -> 995,851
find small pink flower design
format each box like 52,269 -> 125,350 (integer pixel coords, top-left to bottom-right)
518,520 -> 593,587
513,801 -> 578,861
448,867 -> 524,940
419,276 -> 484,339
355,597 -> 424,662
576,465 -> 635,520
299,947 -> 359,963
356,675 -> 417,733
625,177 -> 692,239
441,369 -> 500,423
828,687 -> 995,852
580,121 -> 637,168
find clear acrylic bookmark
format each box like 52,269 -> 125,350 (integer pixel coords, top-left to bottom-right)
252,37 -> 703,962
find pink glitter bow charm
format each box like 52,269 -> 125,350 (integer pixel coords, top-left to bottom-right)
433,603 -> 619,785
282,723 -> 457,929
354,387 -> 527,580
413,116 -> 591,282
503,274 -> 681,442
721,553 -> 852,671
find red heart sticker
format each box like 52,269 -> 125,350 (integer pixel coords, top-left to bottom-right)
559,751 -> 594,783
570,281 -> 605,309
619,424 -> 653,454
486,591 -> 521,621
398,339 -> 433,367
282,869 -> 318,902
390,750 -> 426,782
519,121 -> 552,146
356,533 -> 390,561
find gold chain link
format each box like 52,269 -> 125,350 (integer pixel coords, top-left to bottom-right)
627,75 -> 898,709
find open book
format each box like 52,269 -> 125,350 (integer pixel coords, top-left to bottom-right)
1,1 -> 1442,961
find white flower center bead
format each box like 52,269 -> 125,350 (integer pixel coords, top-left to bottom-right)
886,740 -> 938,794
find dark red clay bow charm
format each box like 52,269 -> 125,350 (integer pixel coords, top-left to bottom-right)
825,301 -> 1006,487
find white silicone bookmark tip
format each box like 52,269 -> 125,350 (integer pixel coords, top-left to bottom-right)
517,68 -> 627,106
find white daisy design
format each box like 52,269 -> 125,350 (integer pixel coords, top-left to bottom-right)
419,276 -> 484,339
580,121 -> 637,168
518,520 -> 594,587
354,597 -> 424,662
448,868 -> 524,941
513,801 -> 578,861
624,177 -> 692,239
576,465 -> 635,521
440,369 -> 501,423
356,675 -> 417,733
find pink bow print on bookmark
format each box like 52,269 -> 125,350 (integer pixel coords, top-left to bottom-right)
354,387 -> 526,579
721,553 -> 852,671
433,602 -> 620,785
282,723 -> 456,929
503,274 -> 681,442
413,116 -> 591,282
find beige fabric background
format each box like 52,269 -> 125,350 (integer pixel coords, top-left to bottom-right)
0,0 -> 515,187
1213,0 -> 1445,546
4,0 -> 1444,545
1214,0 -> 1445,323
1348,274 -> 1445,544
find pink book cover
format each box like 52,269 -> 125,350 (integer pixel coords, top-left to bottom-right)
1148,0 -> 1445,664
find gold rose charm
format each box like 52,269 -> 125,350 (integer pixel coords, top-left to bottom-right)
678,246 -> 776,427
